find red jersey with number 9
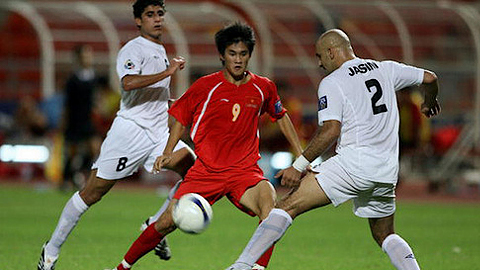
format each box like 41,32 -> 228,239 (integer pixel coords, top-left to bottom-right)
169,71 -> 286,172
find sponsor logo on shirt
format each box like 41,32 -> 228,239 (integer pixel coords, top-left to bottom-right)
274,100 -> 283,114
318,96 -> 327,111
124,59 -> 135,70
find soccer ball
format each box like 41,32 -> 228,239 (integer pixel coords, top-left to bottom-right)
173,193 -> 213,234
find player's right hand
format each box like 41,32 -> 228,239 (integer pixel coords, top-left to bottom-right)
275,166 -> 303,188
153,154 -> 172,173
171,56 -> 186,71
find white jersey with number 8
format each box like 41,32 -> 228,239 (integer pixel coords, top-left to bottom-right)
116,36 -> 171,143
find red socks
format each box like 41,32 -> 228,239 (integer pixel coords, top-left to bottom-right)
256,244 -> 274,267
115,220 -> 274,269
117,223 -> 164,268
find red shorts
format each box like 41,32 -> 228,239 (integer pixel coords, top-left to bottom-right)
173,161 -> 267,216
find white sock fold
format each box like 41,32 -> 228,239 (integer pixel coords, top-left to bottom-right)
71,191 -> 89,212
233,208 -> 293,268
45,191 -> 89,257
382,234 -> 420,270
121,259 -> 132,269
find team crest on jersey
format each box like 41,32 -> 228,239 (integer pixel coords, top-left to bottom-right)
274,100 -> 283,114
124,59 -> 135,70
246,96 -> 260,108
318,96 -> 327,111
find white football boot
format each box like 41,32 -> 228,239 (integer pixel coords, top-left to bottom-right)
37,242 -> 58,270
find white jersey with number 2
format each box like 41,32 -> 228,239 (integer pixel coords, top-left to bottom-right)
317,57 -> 424,184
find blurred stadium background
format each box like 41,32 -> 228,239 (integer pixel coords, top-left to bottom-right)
0,0 -> 480,200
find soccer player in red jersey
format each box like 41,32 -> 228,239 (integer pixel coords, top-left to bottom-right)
107,22 -> 303,270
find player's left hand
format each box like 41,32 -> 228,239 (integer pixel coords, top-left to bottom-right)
275,166 -> 303,188
421,99 -> 441,118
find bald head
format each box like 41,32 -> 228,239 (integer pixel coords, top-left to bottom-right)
317,29 -> 352,50
315,29 -> 355,74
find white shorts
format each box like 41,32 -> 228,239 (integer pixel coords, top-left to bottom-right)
313,156 -> 396,218
92,116 -> 188,180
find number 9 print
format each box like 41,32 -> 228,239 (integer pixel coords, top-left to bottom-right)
232,103 -> 241,122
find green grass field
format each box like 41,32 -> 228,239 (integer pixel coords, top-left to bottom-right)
1,183 -> 479,270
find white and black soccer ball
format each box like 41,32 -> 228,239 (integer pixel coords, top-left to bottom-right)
173,193 -> 213,234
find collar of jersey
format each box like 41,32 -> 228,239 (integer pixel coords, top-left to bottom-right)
218,70 -> 254,87
138,36 -> 164,48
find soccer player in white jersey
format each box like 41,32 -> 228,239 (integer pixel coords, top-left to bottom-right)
226,29 -> 440,270
37,1 -> 195,269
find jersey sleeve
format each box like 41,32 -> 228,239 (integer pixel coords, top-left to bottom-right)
168,80 -> 202,127
264,80 -> 287,121
116,45 -> 143,80
317,78 -> 343,126
383,60 -> 424,91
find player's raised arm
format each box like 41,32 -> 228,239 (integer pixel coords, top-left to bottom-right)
122,56 -> 186,91
276,113 -> 303,157
302,120 -> 341,163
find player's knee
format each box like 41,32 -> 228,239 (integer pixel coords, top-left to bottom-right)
258,203 -> 274,220
274,193 -> 301,219
155,212 -> 176,234
254,187 -> 275,220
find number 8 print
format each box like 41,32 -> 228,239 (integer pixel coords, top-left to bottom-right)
232,103 -> 241,122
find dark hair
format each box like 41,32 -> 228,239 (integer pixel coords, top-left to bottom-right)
215,22 -> 256,56
133,0 -> 165,18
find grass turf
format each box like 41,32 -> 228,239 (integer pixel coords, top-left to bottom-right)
0,183 -> 479,270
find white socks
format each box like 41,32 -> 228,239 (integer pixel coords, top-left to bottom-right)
148,196 -> 170,224
233,209 -> 293,268
45,191 -> 89,257
148,180 -> 180,223
382,234 -> 420,270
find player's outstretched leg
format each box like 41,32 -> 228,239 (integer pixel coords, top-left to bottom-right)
143,146 -> 193,261
140,180 -> 181,260
114,223 -> 166,270
382,234 -> 420,270
37,191 -> 89,270
369,215 -> 420,270
226,209 -> 292,270
38,242 -> 58,270
252,220 -> 275,269
110,201 -> 178,269
38,172 -> 114,270
140,218 -> 171,260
